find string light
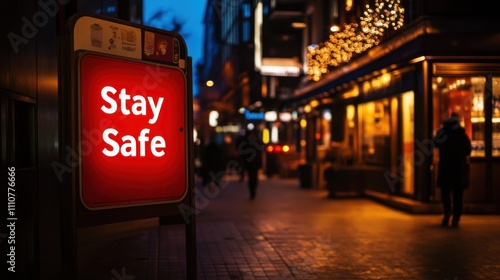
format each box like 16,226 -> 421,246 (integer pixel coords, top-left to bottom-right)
307,0 -> 404,81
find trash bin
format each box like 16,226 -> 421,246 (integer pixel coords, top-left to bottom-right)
324,166 -> 336,198
298,163 -> 317,189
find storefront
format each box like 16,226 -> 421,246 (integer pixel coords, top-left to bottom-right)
282,17 -> 500,212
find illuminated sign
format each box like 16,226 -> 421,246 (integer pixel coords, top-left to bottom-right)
244,111 -> 265,120
260,58 -> 301,77
79,53 -> 187,209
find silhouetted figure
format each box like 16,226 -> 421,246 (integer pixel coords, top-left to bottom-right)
239,129 -> 263,200
203,134 -> 225,186
236,129 -> 247,181
433,113 -> 472,228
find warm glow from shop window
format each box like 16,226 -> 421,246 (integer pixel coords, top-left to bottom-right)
304,105 -> 312,113
262,128 -> 270,144
209,111 -> 219,127
381,73 -> 391,85
279,112 -> 292,122
310,100 -> 320,108
261,79 -> 268,98
292,22 -> 307,28
300,119 -> 307,128
345,0 -> 353,11
330,24 -> 341,32
347,105 -> 355,128
323,109 -> 332,121
265,111 -> 278,121
342,86 -> 359,99
271,125 -> 279,143
254,2 -> 263,71
300,139 -> 307,147
362,81 -> 371,92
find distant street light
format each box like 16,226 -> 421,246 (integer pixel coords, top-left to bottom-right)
206,80 -> 214,87
330,24 -> 340,32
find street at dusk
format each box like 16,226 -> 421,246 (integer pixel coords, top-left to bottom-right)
2,0 -> 500,279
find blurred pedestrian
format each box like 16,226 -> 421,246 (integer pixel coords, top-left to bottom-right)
203,133 -> 224,186
239,129 -> 263,200
433,112 -> 472,228
236,129 -> 247,181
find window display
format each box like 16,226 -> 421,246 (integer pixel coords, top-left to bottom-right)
493,77 -> 500,156
359,99 -> 391,166
432,76 -> 485,157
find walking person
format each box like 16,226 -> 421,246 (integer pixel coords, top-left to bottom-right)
433,112 -> 472,228
239,129 -> 263,200
236,129 -> 247,182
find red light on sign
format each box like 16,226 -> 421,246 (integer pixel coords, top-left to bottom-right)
79,54 -> 187,208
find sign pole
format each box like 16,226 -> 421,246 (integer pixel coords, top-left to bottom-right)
186,57 -> 198,280
185,56 -> 197,280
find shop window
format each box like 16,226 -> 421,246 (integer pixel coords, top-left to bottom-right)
325,106 -> 354,164
493,77 -> 500,156
432,77 -> 485,157
401,92 -> 414,195
359,99 -> 391,166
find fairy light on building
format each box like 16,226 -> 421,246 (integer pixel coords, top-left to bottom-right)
307,0 -> 405,81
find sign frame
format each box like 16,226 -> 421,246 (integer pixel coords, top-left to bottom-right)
66,13 -> 194,224
61,13 -> 197,280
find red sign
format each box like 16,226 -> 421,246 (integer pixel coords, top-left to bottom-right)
79,53 -> 187,209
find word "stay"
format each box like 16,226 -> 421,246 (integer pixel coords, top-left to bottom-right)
101,86 -> 164,124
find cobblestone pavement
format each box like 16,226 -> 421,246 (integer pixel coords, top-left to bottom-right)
78,175 -> 500,280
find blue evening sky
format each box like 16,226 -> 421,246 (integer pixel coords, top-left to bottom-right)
143,1 -> 207,96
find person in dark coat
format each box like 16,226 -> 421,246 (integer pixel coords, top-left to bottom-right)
235,129 -> 247,182
203,133 -> 225,186
433,112 -> 472,228
240,129 -> 263,200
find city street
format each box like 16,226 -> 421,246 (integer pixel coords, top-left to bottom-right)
78,175 -> 500,280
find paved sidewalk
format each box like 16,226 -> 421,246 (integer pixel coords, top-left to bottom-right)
78,175 -> 500,280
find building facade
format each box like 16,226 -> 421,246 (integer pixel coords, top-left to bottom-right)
280,0 -> 500,211
197,0 -> 308,177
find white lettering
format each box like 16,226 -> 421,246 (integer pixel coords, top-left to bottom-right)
101,86 -> 117,114
121,135 -> 135,156
131,95 -> 146,116
151,136 -> 166,157
148,96 -> 164,124
102,128 -> 119,156
119,88 -> 131,115
100,86 -> 163,124
138,128 -> 150,156
102,128 -> 165,157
